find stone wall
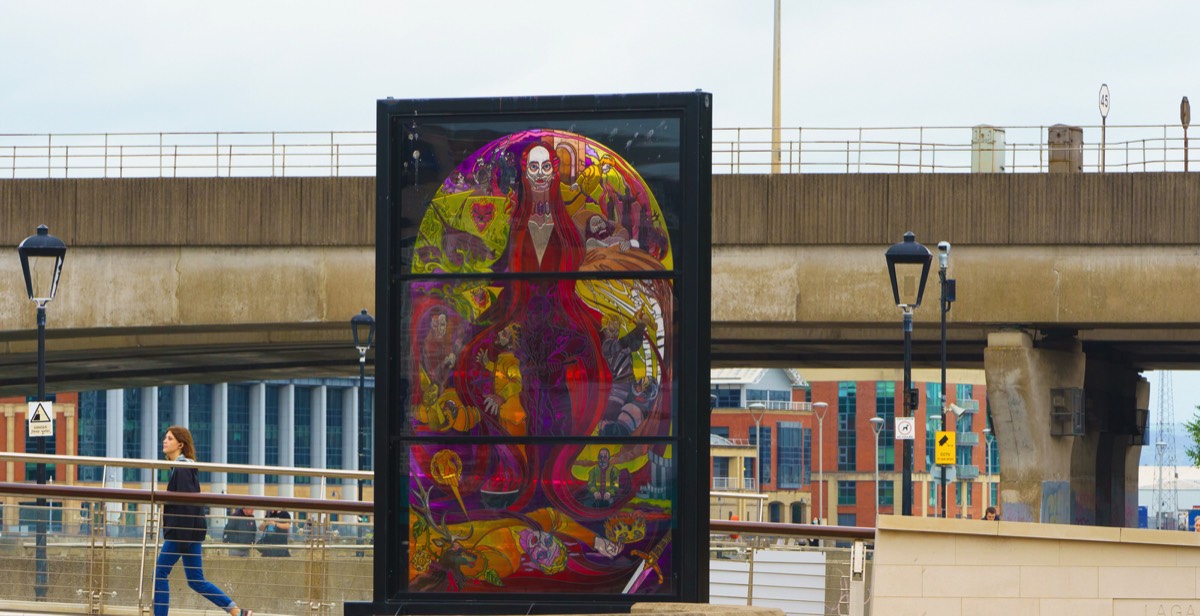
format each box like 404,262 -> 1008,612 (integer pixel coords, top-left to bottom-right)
872,514 -> 1200,615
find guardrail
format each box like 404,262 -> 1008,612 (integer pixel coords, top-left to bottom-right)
0,124 -> 1195,178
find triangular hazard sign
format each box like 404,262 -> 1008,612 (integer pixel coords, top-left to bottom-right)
30,404 -> 52,423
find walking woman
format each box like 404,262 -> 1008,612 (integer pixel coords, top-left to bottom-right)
155,426 -> 251,616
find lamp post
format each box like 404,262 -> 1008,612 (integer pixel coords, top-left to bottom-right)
350,309 -> 375,505
869,416 -> 885,524
982,427 -> 993,512
18,224 -> 67,601
813,401 -> 828,524
885,231 -> 932,516
936,241 -> 955,518
1182,96 -> 1191,172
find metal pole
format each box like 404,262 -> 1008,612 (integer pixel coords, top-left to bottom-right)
939,267 -> 948,519
874,432 -> 880,524
771,0 -> 781,174
357,349 -> 366,546
902,309 -> 914,516
817,419 -> 824,524
35,304 -> 47,600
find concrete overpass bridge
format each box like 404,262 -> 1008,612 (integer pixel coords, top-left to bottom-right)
1,159 -> 1198,526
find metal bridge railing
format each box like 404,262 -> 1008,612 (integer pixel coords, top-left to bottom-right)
0,453 -> 371,616
0,124 -> 1195,178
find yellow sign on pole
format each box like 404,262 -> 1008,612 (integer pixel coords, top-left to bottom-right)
935,431 -> 956,465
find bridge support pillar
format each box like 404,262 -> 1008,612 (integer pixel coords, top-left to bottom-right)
983,330 -> 1084,523
1081,355 -> 1148,527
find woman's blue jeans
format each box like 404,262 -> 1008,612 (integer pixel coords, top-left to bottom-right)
154,540 -> 235,616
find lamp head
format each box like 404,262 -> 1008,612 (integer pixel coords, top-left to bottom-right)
350,309 -> 376,354
812,401 -> 828,420
869,416 -> 885,435
18,225 -> 67,306
884,231 -> 933,309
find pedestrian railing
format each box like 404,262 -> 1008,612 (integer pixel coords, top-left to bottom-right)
0,453 -> 878,616
0,452 -> 371,616
0,124 -> 1195,178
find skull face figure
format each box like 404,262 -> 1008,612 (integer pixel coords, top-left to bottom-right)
525,145 -> 554,192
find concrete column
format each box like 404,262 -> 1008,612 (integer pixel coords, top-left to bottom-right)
249,383 -> 266,497
105,390 -> 125,489
312,386 -> 327,499
1125,378 -> 1150,527
211,383 -> 228,495
172,385 -> 188,427
140,387 -> 158,487
278,385 -> 295,498
983,330 -> 1084,524
343,387 -> 359,499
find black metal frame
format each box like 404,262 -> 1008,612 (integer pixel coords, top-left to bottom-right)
349,92 -> 711,616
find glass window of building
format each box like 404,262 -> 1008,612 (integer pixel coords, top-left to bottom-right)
777,421 -> 803,489
925,382 -> 942,467
710,387 -> 740,409
838,513 -> 856,527
838,480 -> 857,505
712,457 -> 730,489
189,385 -> 213,482
265,385 -> 280,483
837,382 -> 857,471
876,382 -> 895,471
327,388 -> 344,485
802,427 -> 812,485
122,389 -> 142,482
749,426 -> 772,486
880,480 -> 894,506
769,502 -> 783,523
294,387 -> 311,484
710,426 -> 730,439
77,391 -> 106,481
227,384 -> 251,483
746,389 -> 768,404
359,386 -> 374,474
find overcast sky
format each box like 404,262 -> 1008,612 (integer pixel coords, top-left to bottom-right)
2,0 -> 1198,447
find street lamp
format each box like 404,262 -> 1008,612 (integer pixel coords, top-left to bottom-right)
885,231 -> 932,516
351,309 -> 375,504
18,224 -> 67,601
869,416 -> 885,524
812,401 -> 828,525
937,241 -> 956,518
982,427 -> 994,512
749,402 -> 767,502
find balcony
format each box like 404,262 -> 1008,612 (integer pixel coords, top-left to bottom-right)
957,432 -> 980,446
956,465 -> 980,480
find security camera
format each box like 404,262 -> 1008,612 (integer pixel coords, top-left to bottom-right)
937,241 -> 951,269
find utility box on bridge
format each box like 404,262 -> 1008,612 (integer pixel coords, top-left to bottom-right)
971,125 -> 1007,172
1048,124 -> 1084,173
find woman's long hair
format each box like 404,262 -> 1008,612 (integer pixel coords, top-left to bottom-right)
166,425 -> 197,460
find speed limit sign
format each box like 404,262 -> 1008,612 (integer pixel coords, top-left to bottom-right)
895,417 -> 916,440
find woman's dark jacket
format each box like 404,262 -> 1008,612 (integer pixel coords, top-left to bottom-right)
163,456 -> 207,543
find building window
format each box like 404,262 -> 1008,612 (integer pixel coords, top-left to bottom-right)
925,382 -> 942,468
876,382 -> 895,471
710,387 -> 740,409
746,389 -> 769,404
749,426 -> 772,486
327,389 -> 344,485
802,427 -> 812,486
713,457 -> 730,489
880,480 -> 894,506
711,426 -> 730,439
777,421 -> 803,489
227,385 -> 250,483
189,385 -> 213,483
157,388 -> 175,433
837,513 -> 856,527
360,386 -> 374,474
838,480 -> 856,506
928,481 -> 937,508
769,502 -> 783,523
77,391 -> 106,481
122,389 -> 142,482
791,502 -> 805,524
986,411 -> 999,474
837,382 -> 857,471
294,387 -> 311,485
956,403 -> 973,467
805,387 -> 812,404
265,386 -> 279,484
989,482 -> 998,508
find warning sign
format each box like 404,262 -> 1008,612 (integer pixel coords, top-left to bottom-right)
27,401 -> 54,437
935,431 -> 956,465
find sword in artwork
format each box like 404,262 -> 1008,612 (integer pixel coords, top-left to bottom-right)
622,532 -> 672,594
